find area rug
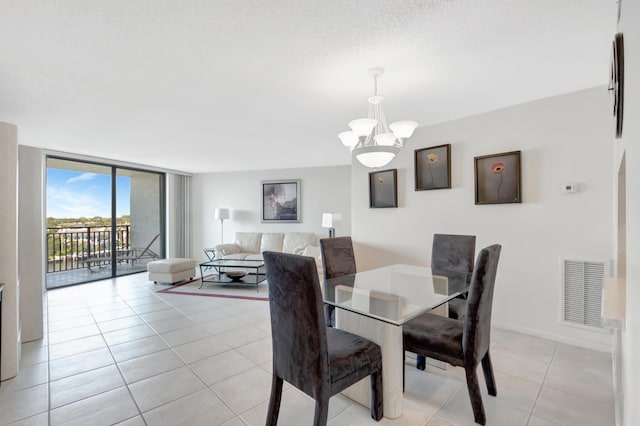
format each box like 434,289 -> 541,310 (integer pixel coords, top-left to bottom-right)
155,274 -> 269,301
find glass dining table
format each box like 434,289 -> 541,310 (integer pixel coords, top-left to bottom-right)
323,264 -> 470,419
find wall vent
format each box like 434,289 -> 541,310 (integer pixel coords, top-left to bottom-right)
562,258 -> 607,329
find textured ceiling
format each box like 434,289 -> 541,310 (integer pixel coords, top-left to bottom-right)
0,0 -> 616,173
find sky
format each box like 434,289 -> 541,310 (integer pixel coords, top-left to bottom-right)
46,168 -> 131,218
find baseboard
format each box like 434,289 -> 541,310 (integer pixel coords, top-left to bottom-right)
492,321 -> 613,353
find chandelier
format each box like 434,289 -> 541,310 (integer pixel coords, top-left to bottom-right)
338,68 -> 417,168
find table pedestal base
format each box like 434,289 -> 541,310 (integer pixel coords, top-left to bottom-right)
336,309 -> 403,419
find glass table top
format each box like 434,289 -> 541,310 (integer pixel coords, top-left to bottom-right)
323,264 -> 470,326
202,258 -> 265,268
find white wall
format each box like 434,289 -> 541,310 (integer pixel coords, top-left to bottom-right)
0,122 -> 20,380
18,146 -> 44,343
352,87 -> 613,350
616,0 -> 640,424
191,166 -> 351,260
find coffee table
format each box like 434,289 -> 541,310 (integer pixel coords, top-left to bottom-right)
199,258 -> 266,291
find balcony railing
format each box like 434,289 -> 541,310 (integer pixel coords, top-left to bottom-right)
46,225 -> 131,273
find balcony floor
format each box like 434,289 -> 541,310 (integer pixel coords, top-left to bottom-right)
46,263 -> 149,289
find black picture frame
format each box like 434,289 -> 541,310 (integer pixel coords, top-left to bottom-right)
610,32 -> 624,138
369,169 -> 398,208
474,151 -> 521,205
261,179 -> 301,222
415,144 -> 451,190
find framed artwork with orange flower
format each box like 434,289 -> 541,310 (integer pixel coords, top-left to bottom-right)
369,169 -> 398,208
415,144 -> 451,190
474,151 -> 521,205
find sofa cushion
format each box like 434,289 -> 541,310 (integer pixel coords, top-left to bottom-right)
282,232 -> 319,255
235,232 -> 262,254
261,233 -> 284,253
216,243 -> 241,257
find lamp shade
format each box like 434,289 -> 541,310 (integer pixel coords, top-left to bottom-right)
338,131 -> 359,148
348,118 -> 377,137
214,208 -> 230,220
322,213 -> 341,228
389,120 -> 418,139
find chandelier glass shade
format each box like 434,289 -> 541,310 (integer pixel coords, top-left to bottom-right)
338,68 -> 417,168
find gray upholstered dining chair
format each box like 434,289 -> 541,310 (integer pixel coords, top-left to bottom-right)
414,233 -> 476,370
403,244 -> 501,425
431,233 -> 476,321
320,236 -> 357,327
263,251 -> 383,425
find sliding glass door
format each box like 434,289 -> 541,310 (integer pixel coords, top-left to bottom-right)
45,157 -> 164,289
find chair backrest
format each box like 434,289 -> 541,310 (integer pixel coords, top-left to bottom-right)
431,234 -> 476,289
462,244 -> 502,365
431,234 -> 476,273
263,251 -> 329,398
320,236 -> 356,279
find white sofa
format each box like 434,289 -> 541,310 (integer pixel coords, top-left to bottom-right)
214,232 -> 322,274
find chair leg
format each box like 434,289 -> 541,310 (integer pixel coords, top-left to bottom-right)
369,370 -> 384,421
464,365 -> 486,425
325,305 -> 334,327
266,374 -> 283,426
313,393 -> 330,426
416,355 -> 426,370
481,352 -> 497,396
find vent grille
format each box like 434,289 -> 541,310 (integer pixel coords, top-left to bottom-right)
562,259 -> 606,329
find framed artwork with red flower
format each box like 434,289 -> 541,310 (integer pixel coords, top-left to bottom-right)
415,144 -> 451,190
474,151 -> 521,205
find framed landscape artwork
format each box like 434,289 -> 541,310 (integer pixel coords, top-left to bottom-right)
474,151 -> 521,205
415,144 -> 451,190
261,179 -> 301,222
369,169 -> 398,208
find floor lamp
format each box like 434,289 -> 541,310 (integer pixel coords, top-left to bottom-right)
214,208 -> 231,244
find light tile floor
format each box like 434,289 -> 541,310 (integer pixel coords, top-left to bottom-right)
0,273 -> 615,425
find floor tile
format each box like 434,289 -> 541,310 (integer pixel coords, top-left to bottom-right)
103,323 -> 156,346
109,335 -> 169,362
50,386 -> 139,426
436,385 -> 530,426
49,347 -> 115,382
128,366 -> 206,412
97,315 -> 146,333
19,341 -> 48,367
49,364 -> 125,408
527,415 -> 562,426
0,384 -> 48,425
1,276 -> 617,426
48,315 -> 96,332
118,349 -> 185,384
92,307 -> 137,322
146,316 -> 195,334
172,335 -> 232,364
158,325 -> 211,347
139,308 -> 183,323
216,325 -> 269,348
0,363 -> 48,393
210,366 -> 272,414
533,386 -> 614,426
190,349 -> 256,385
142,388 -> 235,425
48,323 -> 101,345
113,415 -> 147,425
544,343 -> 613,403
48,335 -> 107,360
236,336 -> 272,365
5,412 -> 49,426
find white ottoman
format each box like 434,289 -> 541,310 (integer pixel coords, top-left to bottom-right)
147,258 -> 197,284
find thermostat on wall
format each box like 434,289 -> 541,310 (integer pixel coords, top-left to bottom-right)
562,184 -> 578,193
